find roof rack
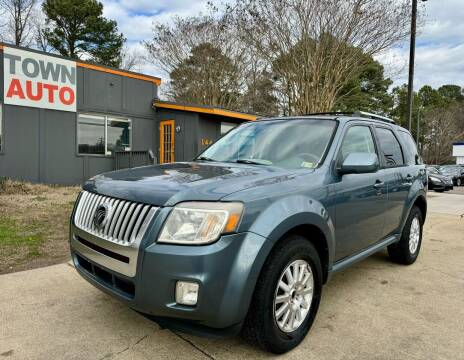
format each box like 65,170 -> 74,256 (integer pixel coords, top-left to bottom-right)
353,111 -> 396,124
304,111 -> 396,124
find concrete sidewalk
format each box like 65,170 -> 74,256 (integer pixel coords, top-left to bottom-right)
1,194 -> 463,360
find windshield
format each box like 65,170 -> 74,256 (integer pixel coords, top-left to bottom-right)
197,119 -> 337,169
427,167 -> 439,174
439,166 -> 457,175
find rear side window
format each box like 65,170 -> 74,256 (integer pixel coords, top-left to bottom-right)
375,127 -> 404,167
340,125 -> 376,162
397,130 -> 420,165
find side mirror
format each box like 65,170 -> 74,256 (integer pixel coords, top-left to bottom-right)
339,153 -> 379,175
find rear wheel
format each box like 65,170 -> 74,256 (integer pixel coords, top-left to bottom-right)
388,206 -> 423,265
242,236 -> 322,354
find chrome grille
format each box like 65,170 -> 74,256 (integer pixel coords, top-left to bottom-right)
74,191 -> 157,246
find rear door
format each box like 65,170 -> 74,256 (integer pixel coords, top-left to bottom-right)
333,123 -> 388,260
374,126 -> 410,237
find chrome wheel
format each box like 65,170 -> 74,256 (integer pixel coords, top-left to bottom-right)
409,216 -> 420,254
274,259 -> 313,333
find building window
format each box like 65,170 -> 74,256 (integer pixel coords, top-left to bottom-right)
107,117 -> 131,153
221,122 -> 236,135
78,113 -> 131,156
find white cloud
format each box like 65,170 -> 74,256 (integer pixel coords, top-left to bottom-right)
101,0 -> 211,83
101,0 -> 464,92
382,0 -> 464,90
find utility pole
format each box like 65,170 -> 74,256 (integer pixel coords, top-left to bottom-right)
407,0 -> 428,131
407,0 -> 418,131
417,106 -> 421,144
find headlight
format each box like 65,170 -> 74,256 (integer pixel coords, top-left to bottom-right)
429,176 -> 441,183
158,202 -> 244,245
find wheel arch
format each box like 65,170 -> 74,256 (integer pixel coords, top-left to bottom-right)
272,224 -> 330,284
412,194 -> 427,221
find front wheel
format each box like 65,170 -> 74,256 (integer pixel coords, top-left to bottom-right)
388,206 -> 423,265
242,236 -> 322,354
457,178 -> 462,186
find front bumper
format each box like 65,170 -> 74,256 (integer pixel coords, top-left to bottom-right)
70,220 -> 267,331
428,180 -> 445,191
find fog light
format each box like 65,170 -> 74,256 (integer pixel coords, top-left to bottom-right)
176,281 -> 199,306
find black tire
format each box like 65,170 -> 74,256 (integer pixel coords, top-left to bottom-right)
457,178 -> 462,187
388,206 -> 423,265
241,235 -> 322,354
434,189 -> 444,193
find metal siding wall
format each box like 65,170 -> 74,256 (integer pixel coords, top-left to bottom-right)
156,109 -> 199,162
39,109 -> 84,184
132,117 -> 154,151
197,114 -> 221,153
82,69 -> 108,113
0,51 -> 3,101
0,105 -> 40,182
124,77 -> 158,117
75,67 -> 158,184
0,53 -> 158,185
77,68 -> 157,118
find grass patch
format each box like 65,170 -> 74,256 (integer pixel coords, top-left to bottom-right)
0,180 -> 81,273
0,218 -> 44,258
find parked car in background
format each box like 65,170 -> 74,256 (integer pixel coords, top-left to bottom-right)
426,166 -> 453,192
439,165 -> 464,186
69,112 -> 427,354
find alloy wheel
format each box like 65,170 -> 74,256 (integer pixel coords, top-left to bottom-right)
409,216 -> 421,254
273,260 -> 314,333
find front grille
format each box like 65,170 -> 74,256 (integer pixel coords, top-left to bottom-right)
76,236 -> 130,263
75,254 -> 135,298
74,191 -> 157,246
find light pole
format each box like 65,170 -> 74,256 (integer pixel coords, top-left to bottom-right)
406,0 -> 427,131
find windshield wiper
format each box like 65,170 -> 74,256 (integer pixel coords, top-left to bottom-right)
196,156 -> 216,162
234,159 -> 271,166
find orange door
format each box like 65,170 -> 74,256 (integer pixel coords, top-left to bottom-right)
159,120 -> 175,164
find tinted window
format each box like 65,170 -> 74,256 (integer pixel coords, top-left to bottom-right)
107,118 -> 131,153
398,130 -> 419,165
78,114 -> 105,155
78,114 -> 131,155
375,127 -> 404,167
340,126 -> 376,162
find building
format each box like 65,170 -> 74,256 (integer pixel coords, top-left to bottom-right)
0,43 -> 256,185
452,142 -> 464,165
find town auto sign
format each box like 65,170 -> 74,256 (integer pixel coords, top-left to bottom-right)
3,47 -> 76,112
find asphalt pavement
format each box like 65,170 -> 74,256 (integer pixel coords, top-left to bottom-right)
1,193 -> 463,360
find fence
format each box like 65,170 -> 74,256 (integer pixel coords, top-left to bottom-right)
114,150 -> 156,170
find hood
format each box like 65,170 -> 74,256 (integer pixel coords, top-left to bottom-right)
83,162 -> 305,206
429,173 -> 450,181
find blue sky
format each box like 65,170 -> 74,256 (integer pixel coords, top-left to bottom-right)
101,0 -> 464,91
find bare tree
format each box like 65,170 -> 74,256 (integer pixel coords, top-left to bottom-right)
233,0 -> 411,115
33,11 -> 51,52
144,12 -> 250,110
120,46 -> 145,72
0,0 -> 37,46
422,104 -> 464,164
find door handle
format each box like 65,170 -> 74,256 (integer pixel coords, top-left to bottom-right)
404,174 -> 414,185
373,180 -> 384,189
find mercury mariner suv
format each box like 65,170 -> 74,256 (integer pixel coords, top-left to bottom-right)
70,112 -> 427,354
